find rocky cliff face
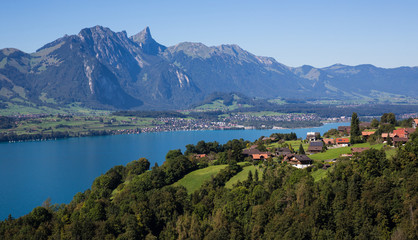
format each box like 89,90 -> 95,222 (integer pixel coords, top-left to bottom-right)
0,25 -> 417,110
0,26 -> 200,109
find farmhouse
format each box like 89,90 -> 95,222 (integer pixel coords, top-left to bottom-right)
276,147 -> 291,156
381,133 -> 396,141
393,129 -> 409,138
306,132 -> 320,141
336,138 -> 350,146
338,126 -> 351,134
242,148 -> 261,156
323,138 -> 335,145
392,137 -> 408,146
308,141 -> 323,153
361,131 -> 375,139
251,153 -> 270,160
283,154 -> 313,168
381,128 -> 415,141
359,122 -> 372,129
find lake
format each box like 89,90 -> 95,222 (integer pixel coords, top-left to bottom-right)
0,122 -> 347,219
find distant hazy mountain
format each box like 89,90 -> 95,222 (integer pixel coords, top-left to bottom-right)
0,25 -> 417,110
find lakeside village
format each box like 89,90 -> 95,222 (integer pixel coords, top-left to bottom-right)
213,115 -> 418,169
1,111 -> 417,143
138,113 -> 321,133
1,112 -> 326,142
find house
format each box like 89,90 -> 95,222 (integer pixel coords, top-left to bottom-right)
276,147 -> 291,156
413,119 -> 418,129
308,141 -> 323,153
351,147 -> 370,154
194,154 -> 207,159
242,148 -> 261,157
393,128 -> 409,138
251,153 -> 270,160
323,138 -> 335,145
392,137 -> 408,146
406,128 -> 416,135
381,133 -> 396,141
359,122 -> 372,129
306,132 -> 320,141
336,138 -> 350,146
361,131 -> 375,139
338,126 -> 351,134
381,128 -> 415,142
284,154 -> 313,168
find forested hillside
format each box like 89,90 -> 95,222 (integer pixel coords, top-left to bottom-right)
1,134 -> 417,239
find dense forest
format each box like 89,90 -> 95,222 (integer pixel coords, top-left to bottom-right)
1,133 -> 417,239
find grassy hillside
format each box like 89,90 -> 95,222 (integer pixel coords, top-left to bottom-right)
225,165 -> 264,188
311,168 -> 331,182
309,143 -> 384,161
172,164 -> 228,193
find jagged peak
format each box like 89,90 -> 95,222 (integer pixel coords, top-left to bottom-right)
77,25 -> 118,41
130,26 -> 166,55
131,26 -> 153,44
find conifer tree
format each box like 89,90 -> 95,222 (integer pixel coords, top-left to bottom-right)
350,112 -> 361,144
299,143 -> 305,154
247,170 -> 253,182
387,133 -> 392,146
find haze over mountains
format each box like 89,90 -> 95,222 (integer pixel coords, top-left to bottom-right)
0,25 -> 417,110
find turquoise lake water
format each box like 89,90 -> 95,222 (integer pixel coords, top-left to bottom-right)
0,122 -> 347,219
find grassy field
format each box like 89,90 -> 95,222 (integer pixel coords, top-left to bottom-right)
385,147 -> 398,159
267,140 -> 308,152
309,143 -> 384,161
311,168 -> 331,182
0,102 -> 110,116
172,165 -> 228,194
0,115 -> 155,137
225,165 -> 264,188
195,100 -> 252,111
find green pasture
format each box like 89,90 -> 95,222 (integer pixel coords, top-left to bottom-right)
172,165 -> 228,194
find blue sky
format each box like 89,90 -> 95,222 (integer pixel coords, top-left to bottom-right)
1,0 -> 417,68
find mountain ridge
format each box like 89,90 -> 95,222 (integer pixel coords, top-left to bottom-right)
1,25 -> 417,111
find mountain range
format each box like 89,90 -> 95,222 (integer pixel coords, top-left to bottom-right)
1,25 -> 417,110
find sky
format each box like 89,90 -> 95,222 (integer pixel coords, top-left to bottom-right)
1,0 -> 417,68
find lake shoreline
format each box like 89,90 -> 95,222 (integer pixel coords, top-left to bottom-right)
1,121 -> 349,144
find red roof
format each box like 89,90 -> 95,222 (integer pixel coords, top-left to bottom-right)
393,129 -> 408,138
362,131 -> 375,136
252,153 -> 269,160
336,138 -> 350,144
382,133 -> 395,138
323,138 -> 335,144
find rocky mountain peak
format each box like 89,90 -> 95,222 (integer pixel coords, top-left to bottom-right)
130,27 -> 166,55
133,26 -> 152,42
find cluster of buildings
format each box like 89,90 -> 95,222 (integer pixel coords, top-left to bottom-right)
379,127 -> 415,145
227,113 -> 320,124
197,118 -> 418,170
242,145 -> 314,169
